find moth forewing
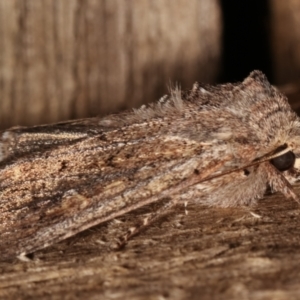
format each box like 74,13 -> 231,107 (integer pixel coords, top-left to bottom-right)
0,70 -> 300,260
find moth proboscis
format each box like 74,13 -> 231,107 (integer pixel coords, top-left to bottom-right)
1,70 -> 300,260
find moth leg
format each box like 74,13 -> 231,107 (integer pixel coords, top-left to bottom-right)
184,201 -> 189,215
111,159 -> 231,250
249,211 -> 262,219
264,162 -> 300,203
17,252 -> 34,262
112,197 -> 179,250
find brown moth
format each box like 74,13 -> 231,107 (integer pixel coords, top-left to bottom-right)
1,70 -> 300,260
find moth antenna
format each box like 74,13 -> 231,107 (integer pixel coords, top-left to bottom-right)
263,145 -> 293,161
199,145 -> 294,184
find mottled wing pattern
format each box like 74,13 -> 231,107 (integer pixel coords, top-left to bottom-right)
0,118 -> 216,259
0,71 -> 300,259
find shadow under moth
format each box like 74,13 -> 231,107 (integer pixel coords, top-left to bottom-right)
1,70 -> 300,261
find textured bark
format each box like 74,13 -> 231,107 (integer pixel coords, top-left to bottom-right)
0,184 -> 300,299
270,0 -> 300,84
0,0 -> 221,128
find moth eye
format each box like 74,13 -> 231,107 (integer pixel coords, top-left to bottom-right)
270,151 -> 296,171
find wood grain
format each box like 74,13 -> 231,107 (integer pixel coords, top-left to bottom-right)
0,0 -> 221,128
270,0 -> 300,84
1,184 -> 300,299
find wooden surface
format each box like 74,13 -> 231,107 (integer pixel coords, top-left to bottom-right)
270,0 -> 300,84
280,81 -> 300,115
1,184 -> 300,299
0,0 -> 221,128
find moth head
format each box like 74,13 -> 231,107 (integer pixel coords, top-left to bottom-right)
271,134 -> 300,182
270,150 -> 296,172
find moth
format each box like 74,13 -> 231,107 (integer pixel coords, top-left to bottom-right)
1,70 -> 300,260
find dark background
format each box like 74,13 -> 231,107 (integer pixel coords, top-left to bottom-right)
220,0 -> 272,82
